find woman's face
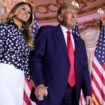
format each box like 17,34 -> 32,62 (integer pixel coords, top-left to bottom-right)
15,4 -> 31,23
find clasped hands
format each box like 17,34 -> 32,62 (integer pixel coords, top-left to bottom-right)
34,84 -> 92,104
35,84 -> 48,101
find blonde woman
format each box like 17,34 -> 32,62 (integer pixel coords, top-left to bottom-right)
0,2 -> 34,105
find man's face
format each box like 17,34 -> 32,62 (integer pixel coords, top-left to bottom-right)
60,7 -> 77,29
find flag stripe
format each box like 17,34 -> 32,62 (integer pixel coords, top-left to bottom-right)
92,64 -> 105,95
91,72 -> 105,101
80,91 -> 86,105
92,93 -> 100,105
24,79 -> 36,105
25,78 -> 33,90
24,91 -> 32,105
91,80 -> 101,105
93,57 -> 105,80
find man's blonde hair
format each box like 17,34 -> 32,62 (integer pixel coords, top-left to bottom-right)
57,3 -> 78,16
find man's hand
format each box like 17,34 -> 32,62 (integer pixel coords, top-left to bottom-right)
35,84 -> 48,101
86,96 -> 92,105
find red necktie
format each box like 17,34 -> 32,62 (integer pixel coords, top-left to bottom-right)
67,31 -> 76,87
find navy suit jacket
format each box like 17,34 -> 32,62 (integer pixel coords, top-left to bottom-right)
31,25 -> 91,105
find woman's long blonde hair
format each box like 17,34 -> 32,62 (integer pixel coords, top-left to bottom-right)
3,2 -> 35,48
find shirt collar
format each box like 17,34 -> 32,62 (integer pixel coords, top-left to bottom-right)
60,25 -> 72,34
8,19 -> 24,32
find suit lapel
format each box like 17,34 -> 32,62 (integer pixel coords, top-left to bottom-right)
56,25 -> 80,64
73,34 -> 79,73
73,34 -> 78,56
56,25 -> 69,62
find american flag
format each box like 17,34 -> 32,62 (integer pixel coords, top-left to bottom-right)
24,14 -> 38,105
32,14 -> 39,37
24,78 -> 36,105
72,23 -> 80,36
91,21 -> 105,105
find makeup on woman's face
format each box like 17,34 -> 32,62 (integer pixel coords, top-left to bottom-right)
15,4 -> 32,23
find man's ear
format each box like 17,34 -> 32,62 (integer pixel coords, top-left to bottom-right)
57,15 -> 63,22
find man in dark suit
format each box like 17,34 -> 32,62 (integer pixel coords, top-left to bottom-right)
31,3 -> 92,105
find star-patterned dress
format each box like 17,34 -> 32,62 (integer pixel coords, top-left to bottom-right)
0,19 -> 31,105
0,19 -> 31,79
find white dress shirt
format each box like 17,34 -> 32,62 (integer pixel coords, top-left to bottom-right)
60,25 -> 75,50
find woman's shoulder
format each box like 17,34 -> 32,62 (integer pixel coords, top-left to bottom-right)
0,22 -> 15,32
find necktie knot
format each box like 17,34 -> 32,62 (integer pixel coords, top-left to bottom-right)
67,30 -> 71,35
67,31 -> 71,47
